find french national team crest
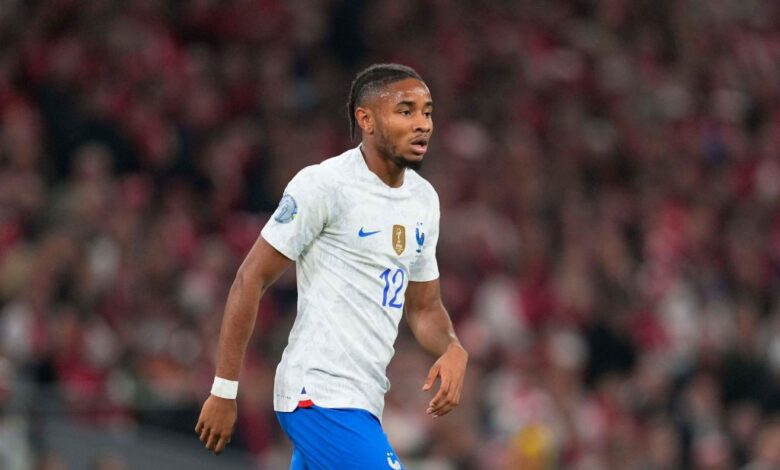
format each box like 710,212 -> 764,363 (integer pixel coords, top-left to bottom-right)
392,225 -> 406,255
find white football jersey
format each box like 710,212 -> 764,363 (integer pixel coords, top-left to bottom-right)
261,145 -> 440,419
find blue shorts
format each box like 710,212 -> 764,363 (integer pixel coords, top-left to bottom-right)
276,405 -> 404,470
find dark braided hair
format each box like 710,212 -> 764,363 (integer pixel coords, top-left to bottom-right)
346,63 -> 425,139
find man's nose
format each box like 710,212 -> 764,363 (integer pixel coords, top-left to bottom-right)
414,113 -> 431,132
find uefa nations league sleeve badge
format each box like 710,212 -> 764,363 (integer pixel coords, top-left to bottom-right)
273,194 -> 298,224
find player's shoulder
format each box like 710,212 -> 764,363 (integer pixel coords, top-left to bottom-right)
405,170 -> 439,204
294,149 -> 353,183
287,165 -> 324,196
317,150 -> 354,177
289,152 -> 351,191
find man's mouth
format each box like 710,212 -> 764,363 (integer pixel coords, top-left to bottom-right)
410,136 -> 429,155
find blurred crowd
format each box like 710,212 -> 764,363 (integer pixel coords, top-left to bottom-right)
2,0 -> 780,469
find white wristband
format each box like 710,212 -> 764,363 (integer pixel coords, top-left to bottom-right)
211,377 -> 238,399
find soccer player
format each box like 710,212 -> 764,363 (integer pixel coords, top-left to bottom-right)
195,63 -> 468,468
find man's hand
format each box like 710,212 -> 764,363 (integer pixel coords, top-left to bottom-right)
195,395 -> 238,454
422,343 -> 468,418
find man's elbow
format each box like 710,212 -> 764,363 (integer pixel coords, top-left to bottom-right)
405,304 -> 434,328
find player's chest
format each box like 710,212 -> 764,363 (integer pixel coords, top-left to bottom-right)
325,195 -> 430,265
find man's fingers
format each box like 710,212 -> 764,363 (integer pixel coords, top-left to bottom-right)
422,364 -> 440,391
428,371 -> 464,417
428,378 -> 449,406
195,419 -> 203,434
199,426 -> 210,444
429,374 -> 451,406
436,403 -> 456,417
427,375 -> 452,415
205,431 -> 220,451
430,395 -> 457,417
430,397 -> 452,415
427,388 -> 445,413
214,434 -> 231,455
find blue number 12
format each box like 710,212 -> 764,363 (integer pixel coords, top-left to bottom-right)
380,268 -> 405,308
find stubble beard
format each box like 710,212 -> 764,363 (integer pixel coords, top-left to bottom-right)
375,127 -> 423,171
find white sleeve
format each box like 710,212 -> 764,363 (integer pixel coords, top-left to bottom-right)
409,193 -> 440,282
261,165 -> 329,261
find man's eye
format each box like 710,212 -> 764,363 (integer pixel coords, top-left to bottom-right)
424,112 -> 432,117
400,110 -> 412,116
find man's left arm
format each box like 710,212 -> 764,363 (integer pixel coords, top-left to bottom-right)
404,279 -> 468,418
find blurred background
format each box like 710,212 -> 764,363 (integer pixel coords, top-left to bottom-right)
2,0 -> 780,469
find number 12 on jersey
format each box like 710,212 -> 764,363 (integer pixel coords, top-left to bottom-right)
380,268 -> 405,308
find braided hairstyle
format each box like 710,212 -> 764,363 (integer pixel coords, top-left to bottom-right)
346,63 -> 425,139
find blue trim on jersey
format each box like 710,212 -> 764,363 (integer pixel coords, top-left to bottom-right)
276,406 -> 403,470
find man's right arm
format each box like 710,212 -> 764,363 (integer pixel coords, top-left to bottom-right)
195,235 -> 292,455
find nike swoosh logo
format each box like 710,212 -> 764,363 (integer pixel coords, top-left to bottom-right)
358,227 -> 381,237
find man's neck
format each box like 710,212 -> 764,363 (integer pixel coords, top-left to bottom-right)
360,144 -> 405,188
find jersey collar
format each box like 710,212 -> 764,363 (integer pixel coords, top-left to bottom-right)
354,145 -> 410,192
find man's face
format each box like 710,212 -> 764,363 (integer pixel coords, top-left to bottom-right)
369,78 -> 433,169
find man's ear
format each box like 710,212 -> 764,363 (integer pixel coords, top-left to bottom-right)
355,106 -> 374,135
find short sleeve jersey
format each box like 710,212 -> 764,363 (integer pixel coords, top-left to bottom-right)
261,146 -> 440,418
